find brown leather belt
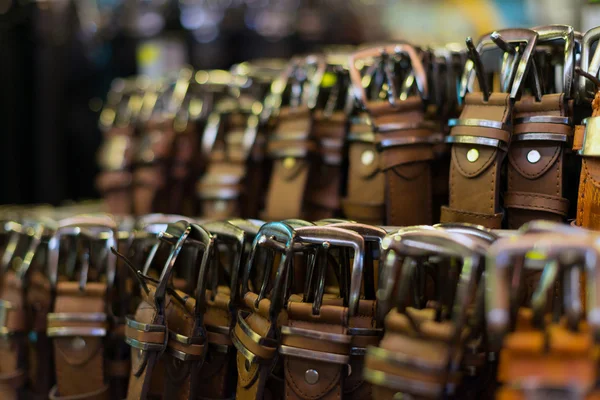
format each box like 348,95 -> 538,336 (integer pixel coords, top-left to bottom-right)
440,93 -> 512,228
47,216 -> 119,400
344,44 -> 437,226
262,107 -> 315,221
506,94 -> 572,228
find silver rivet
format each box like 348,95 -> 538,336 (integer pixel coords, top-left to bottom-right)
283,157 -> 296,169
305,369 -> 319,384
466,148 -> 479,163
214,200 -> 227,212
527,149 -> 541,164
361,150 -> 375,166
71,337 -> 86,350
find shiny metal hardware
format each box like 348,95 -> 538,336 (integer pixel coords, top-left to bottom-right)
71,337 -> 87,350
361,150 -> 375,166
466,149 -> 479,162
0,299 -> 13,337
348,43 -> 428,108
579,117 -> 600,156
579,26 -> 600,101
305,369 -> 319,385
461,28 -> 539,100
47,327 -> 107,337
531,25 -> 576,98
527,150 -> 541,164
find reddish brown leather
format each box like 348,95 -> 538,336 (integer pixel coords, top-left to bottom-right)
441,92 -> 512,228
263,107 -> 315,221
49,282 -> 109,400
576,91 -> 600,229
506,94 -> 571,228
343,97 -> 436,226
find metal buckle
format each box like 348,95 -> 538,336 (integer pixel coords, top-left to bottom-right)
577,117 -> 600,156
348,43 -> 428,109
579,26 -> 600,102
461,28 -> 538,100
531,24 -> 576,98
485,233 -> 598,350
47,215 -> 118,291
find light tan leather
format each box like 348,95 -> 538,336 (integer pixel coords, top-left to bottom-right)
49,282 -> 109,400
442,92 -> 512,228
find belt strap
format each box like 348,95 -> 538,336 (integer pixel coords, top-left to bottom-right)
344,97 -> 436,225
506,94 -> 572,228
48,282 -> 110,400
262,107 -> 314,220
281,302 -> 350,400
96,126 -> 135,215
303,111 -> 347,220
441,92 -> 512,228
49,383 -> 110,400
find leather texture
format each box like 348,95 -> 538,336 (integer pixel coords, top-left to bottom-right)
343,97 -> 436,226
506,94 -> 572,228
441,92 -> 512,229
575,91 -> 600,229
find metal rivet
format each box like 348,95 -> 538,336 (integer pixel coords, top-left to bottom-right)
283,157 -> 296,169
466,148 -> 479,163
71,337 -> 86,350
361,150 -> 375,166
214,200 -> 227,212
304,369 -> 319,384
527,149 -> 541,164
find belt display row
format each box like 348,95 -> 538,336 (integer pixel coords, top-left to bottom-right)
0,211 -> 595,400
98,25 -> 600,231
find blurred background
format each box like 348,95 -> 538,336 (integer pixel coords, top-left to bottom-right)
0,0 -> 590,205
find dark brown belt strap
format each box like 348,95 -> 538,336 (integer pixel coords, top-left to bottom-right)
505,94 -> 572,228
263,107 -> 315,220
304,111 -> 347,220
441,92 -> 513,229
281,302 -> 350,400
344,98 -> 436,226
48,282 -> 110,400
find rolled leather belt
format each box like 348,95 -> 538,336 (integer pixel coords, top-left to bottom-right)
505,94 -> 573,228
96,126 -> 136,216
198,109 -> 264,220
440,92 -> 512,229
133,119 -> 176,216
344,44 -> 437,226
262,107 -> 316,221
343,98 -> 437,226
303,110 -> 347,221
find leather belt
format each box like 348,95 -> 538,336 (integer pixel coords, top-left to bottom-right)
441,93 -> 512,228
303,111 -> 347,221
262,107 -> 315,221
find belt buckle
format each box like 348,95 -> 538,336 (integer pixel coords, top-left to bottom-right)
531,24 -> 576,98
486,233 -> 598,350
348,42 -> 428,110
47,214 -> 119,291
461,28 -> 538,101
578,26 -> 600,102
